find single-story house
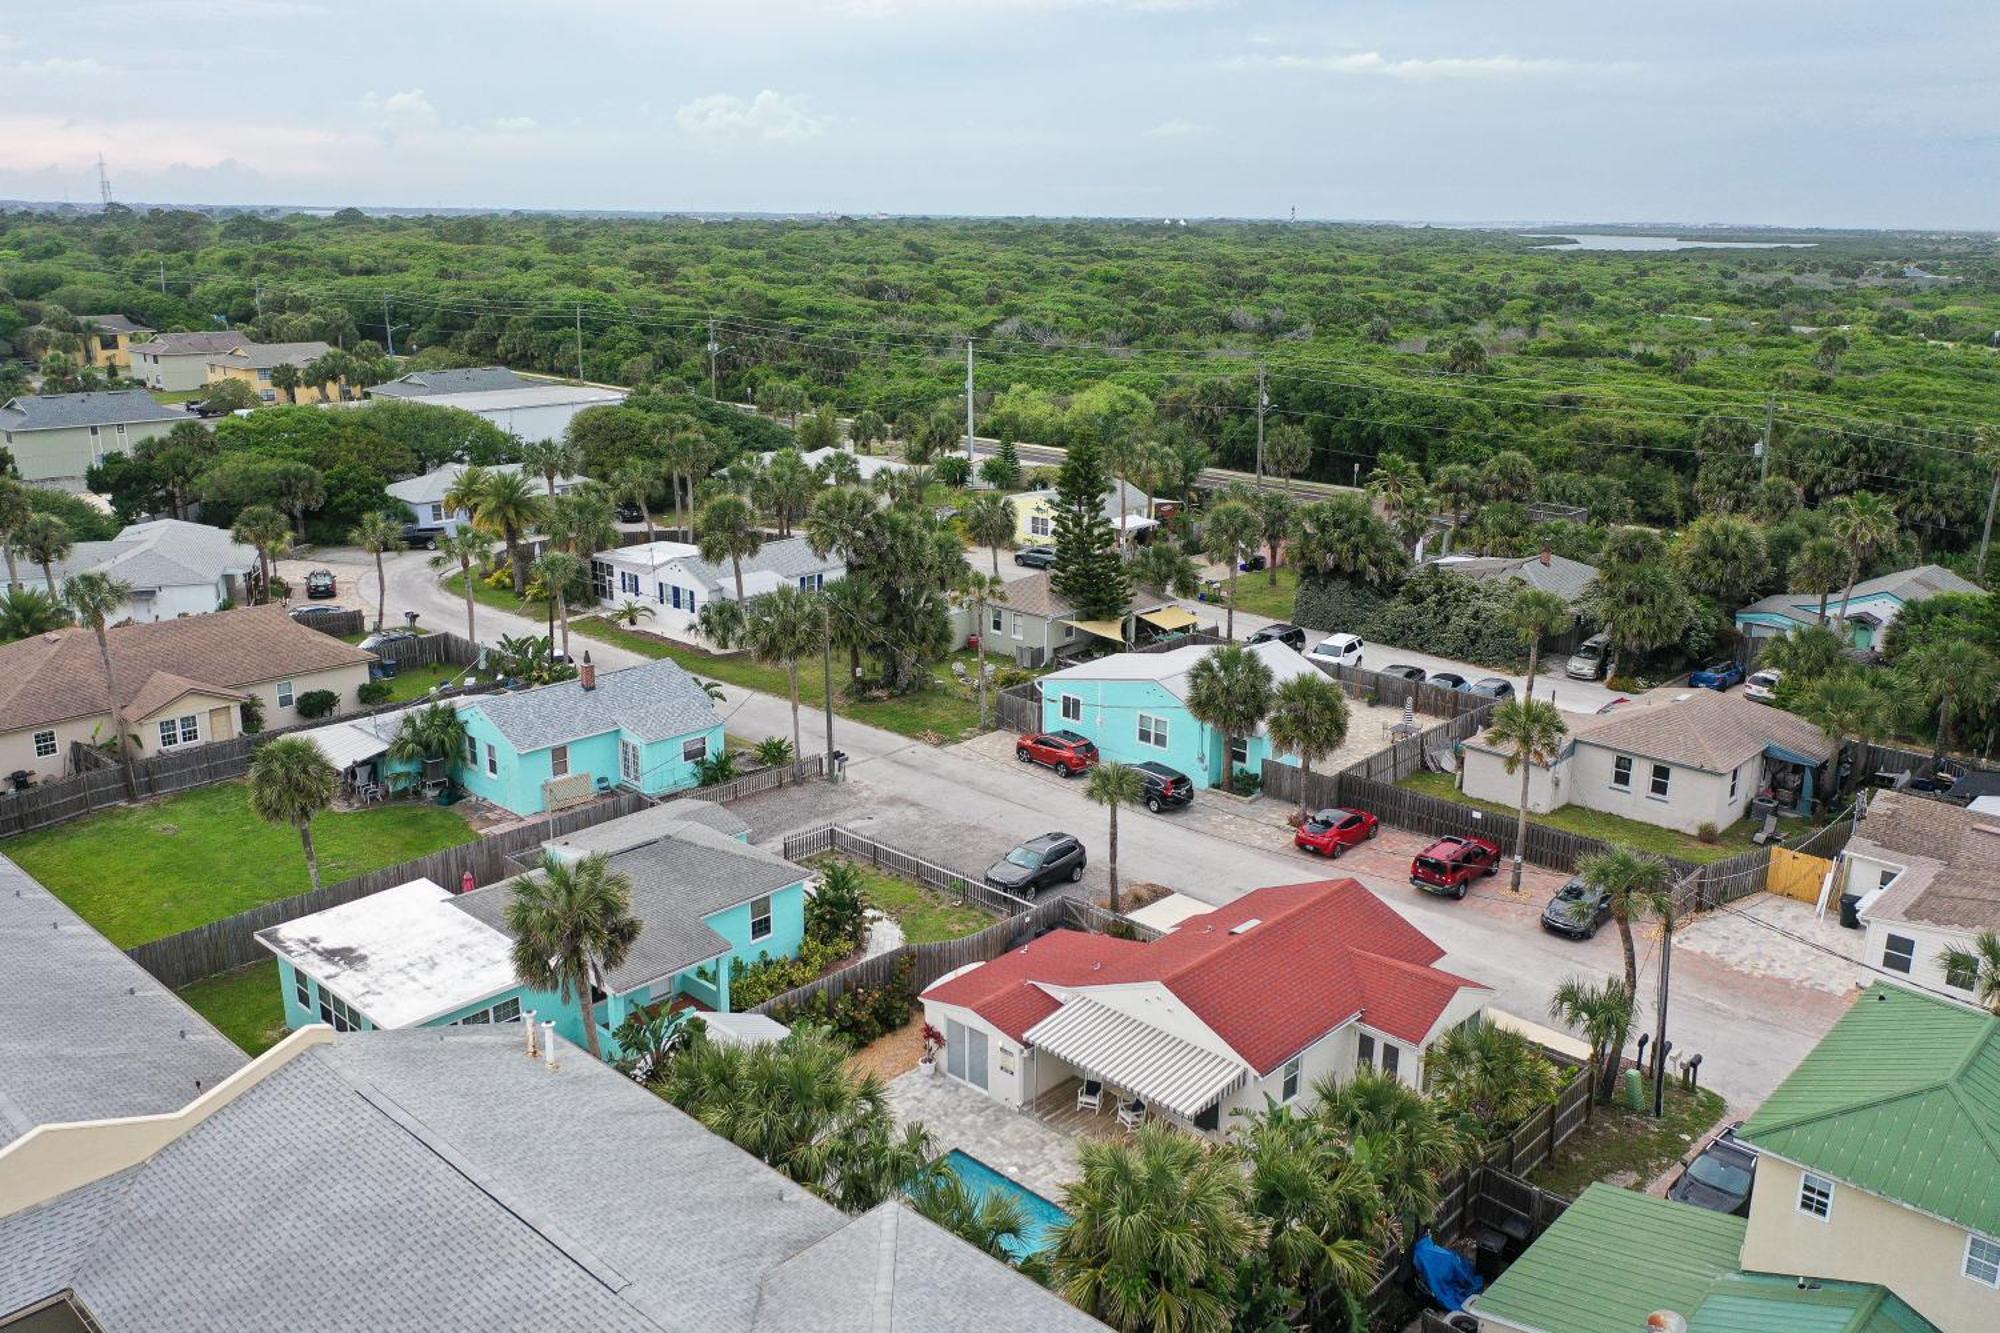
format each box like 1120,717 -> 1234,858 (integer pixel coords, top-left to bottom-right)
1037,638 -> 1323,788
364,366 -> 536,398
77,315 -> 152,375
1008,477 -> 1156,545
128,330 -> 249,392
204,340 -> 341,404
759,444 -> 911,483
454,657 -> 724,816
0,1026 -> 1104,1333
951,569 -> 1084,668
366,370 -> 626,442
1430,548 -> 1599,606
1460,689 -> 1837,835
590,535 -> 846,636
0,602 -> 374,783
0,390 -> 185,483
258,800 -> 807,1049
923,879 -> 1490,1136
44,518 -> 257,622
1737,564 -> 1983,651
1844,791 -> 2000,1004
385,460 -> 587,534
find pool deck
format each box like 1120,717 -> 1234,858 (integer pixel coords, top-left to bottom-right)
887,1069 -> 1091,1200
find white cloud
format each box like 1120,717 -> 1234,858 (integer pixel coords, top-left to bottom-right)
359,88 -> 437,127
1145,118 -> 1208,138
1223,51 -> 1605,80
493,115 -> 539,132
9,56 -> 114,78
674,90 -> 824,142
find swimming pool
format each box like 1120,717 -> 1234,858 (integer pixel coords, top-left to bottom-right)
939,1149 -> 1071,1260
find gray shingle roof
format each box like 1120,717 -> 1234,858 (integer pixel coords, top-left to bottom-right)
0,390 -> 184,432
0,856 -> 244,1147
367,367 -> 535,398
672,535 -> 841,592
1435,552 -> 1599,604
53,519 -> 255,591
1738,563 -> 1983,625
204,340 -> 331,370
80,315 -> 152,335
464,658 -> 720,754
540,798 -> 750,859
130,331 -> 248,358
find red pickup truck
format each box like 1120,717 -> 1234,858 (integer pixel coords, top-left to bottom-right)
1410,835 -> 1502,899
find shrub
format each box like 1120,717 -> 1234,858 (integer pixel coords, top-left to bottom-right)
356,680 -> 393,705
295,689 -> 339,719
1292,574 -> 1391,633
979,454 -> 1020,491
483,565 -> 515,590
806,860 -> 872,951
694,752 -> 739,786
753,736 -> 795,767
933,455 -> 971,487
1230,766 -> 1263,797
238,695 -> 265,735
1696,821 -> 1719,844
267,575 -> 291,600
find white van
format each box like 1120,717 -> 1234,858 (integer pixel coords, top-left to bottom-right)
1566,634 -> 1609,681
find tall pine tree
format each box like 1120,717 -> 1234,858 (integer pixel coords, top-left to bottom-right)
1051,439 -> 1131,623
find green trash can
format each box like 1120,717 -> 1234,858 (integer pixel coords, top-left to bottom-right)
1624,1068 -> 1646,1110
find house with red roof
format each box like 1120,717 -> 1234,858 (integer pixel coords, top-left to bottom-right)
920,879 -> 1492,1136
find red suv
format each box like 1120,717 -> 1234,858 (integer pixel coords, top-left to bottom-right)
1015,730 -> 1099,777
1410,835 -> 1502,898
1294,807 -> 1378,858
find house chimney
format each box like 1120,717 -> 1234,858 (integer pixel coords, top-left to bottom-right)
580,652 -> 596,691
523,1010 -> 539,1057
1539,546 -> 1553,567
541,1021 -> 559,1069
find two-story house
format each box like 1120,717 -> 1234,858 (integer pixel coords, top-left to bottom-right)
77,315 -> 153,375
385,460 -> 588,536
128,330 -> 250,392
0,390 -> 185,483
204,341 -> 339,404
590,536 -> 846,637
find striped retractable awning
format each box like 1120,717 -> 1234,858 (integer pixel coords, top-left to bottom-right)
1025,996 -> 1250,1120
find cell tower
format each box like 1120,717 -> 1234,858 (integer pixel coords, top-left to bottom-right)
97,155 -> 113,207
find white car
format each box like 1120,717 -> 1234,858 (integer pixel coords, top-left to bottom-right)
1308,633 -> 1364,669
1744,668 -> 1782,703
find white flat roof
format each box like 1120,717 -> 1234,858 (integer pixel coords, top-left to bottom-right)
600,540 -> 701,566
392,385 -> 628,413
1124,892 -> 1216,934
255,879 -> 518,1028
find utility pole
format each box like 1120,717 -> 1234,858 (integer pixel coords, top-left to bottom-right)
1756,394 -> 1776,484
158,260 -> 167,295
965,339 -> 976,467
253,282 -> 263,318
1978,428 -> 1999,581
383,296 -> 396,358
97,154 -> 112,208
574,303 -> 585,383
1651,907 -> 1676,1118
1255,362 -> 1268,489
708,316 -> 720,400
822,601 -> 838,780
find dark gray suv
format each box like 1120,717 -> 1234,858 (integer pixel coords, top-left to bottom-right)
983,832 -> 1086,897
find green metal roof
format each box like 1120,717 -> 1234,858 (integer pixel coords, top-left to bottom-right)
1739,984 -> 2000,1235
1468,1185 -> 1746,1333
1688,1274 -> 1937,1333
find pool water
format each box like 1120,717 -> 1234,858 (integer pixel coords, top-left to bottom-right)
939,1149 -> 1071,1260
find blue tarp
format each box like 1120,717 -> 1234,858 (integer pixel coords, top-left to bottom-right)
1414,1234 -> 1484,1313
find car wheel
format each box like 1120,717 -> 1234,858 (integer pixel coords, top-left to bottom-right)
1582,925 -> 1598,940
1069,864 -> 1085,883
1366,824 -> 1379,839
1146,796 -> 1162,813
1016,747 -> 1031,762
1482,863 -> 1498,877
1330,840 -> 1344,859
1453,883 -> 1468,900
1061,764 -> 1079,778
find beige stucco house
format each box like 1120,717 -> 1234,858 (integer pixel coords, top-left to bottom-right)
1842,791 -> 2000,1004
78,315 -> 153,376
128,331 -> 251,392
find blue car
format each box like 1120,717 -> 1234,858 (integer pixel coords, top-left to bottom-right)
1688,660 -> 1746,691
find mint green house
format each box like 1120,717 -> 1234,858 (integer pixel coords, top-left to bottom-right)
1036,640 -> 1326,789
1735,564 -> 1981,652
255,802 -> 810,1058
454,658 -> 724,817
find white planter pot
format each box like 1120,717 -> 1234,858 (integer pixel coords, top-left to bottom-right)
919,1056 -> 938,1077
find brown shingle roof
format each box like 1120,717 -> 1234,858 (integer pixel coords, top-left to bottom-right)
118,670 -> 249,723
996,571 -> 1075,621
1855,793 -> 2000,932
0,604 -> 373,733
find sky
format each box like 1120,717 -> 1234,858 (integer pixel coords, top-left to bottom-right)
0,0 -> 1994,228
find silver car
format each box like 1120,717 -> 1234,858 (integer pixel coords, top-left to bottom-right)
1744,668 -> 1782,703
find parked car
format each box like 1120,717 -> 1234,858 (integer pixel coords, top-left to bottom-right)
304,569 -> 338,599
1410,835 -> 1502,898
1381,663 -> 1427,683
1666,1128 -> 1758,1218
1246,623 -> 1308,653
1238,553 -> 1266,573
1540,876 -> 1613,939
1014,545 -> 1057,569
1468,677 -> 1515,701
290,603 -> 353,625
984,832 -> 1087,897
1307,633 -> 1364,669
1566,633 -> 1609,680
1134,761 -> 1194,813
1015,729 -> 1099,777
1744,668 -> 1782,703
1688,660 -> 1747,691
400,523 -> 445,550
1294,806 -> 1379,858
1429,672 -> 1468,691
616,501 -> 645,523
358,628 -> 421,653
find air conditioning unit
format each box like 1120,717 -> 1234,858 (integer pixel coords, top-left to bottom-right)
1016,645 -> 1046,669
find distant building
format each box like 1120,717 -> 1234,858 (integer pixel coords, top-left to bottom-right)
128,330 -> 249,392
590,536 -> 845,636
1008,477 -> 1155,545
366,367 -> 626,442
45,517 -> 258,623
204,340 -> 341,404
76,315 -> 152,375
384,460 -> 586,534
366,366 -> 536,398
1736,563 -> 1982,651
0,390 -> 184,483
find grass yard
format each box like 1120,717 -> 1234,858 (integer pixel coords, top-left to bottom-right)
9,781 -> 480,947
1223,564 -> 1300,622
814,856 -> 997,945
178,960 -> 288,1056
377,660 -> 471,704
1398,769 -> 1762,864
443,570 -> 546,617
1532,1081 -> 1728,1198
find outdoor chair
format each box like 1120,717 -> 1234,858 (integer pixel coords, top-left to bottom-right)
1117,1098 -> 1147,1131
1750,814 -> 1783,846
1076,1078 -> 1104,1114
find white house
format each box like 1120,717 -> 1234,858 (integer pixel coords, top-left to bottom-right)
385,461 -> 587,534
921,880 -> 1490,1138
128,331 -> 252,392
1459,689 -> 1838,835
1844,791 -> 2000,1003
45,518 -> 257,623
589,536 -> 845,635
368,368 -> 627,443
757,445 -> 911,483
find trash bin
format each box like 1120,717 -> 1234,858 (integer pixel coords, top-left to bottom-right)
1838,892 -> 1863,930
1750,795 -> 1778,822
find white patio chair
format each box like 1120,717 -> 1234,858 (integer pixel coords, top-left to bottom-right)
1076,1078 -> 1104,1114
1117,1098 -> 1147,1132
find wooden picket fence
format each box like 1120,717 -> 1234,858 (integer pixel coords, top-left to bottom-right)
372,630 -> 486,670
692,753 -> 829,804
994,681 -> 1039,734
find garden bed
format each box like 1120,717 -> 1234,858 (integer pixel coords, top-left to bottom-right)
1529,1081 -> 1728,1198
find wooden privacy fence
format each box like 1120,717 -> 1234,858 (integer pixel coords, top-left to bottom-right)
682,753 -> 828,805
994,681 -> 1039,734
297,607 -> 366,638
126,791 -> 653,989
373,630 -> 486,670
1767,846 -> 1836,905
1308,660 -> 1496,720
782,822 -> 1031,918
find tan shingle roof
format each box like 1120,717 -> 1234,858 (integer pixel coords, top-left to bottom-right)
118,670 -> 249,723
0,604 -> 373,733
996,570 -> 1075,621
1470,690 -> 1837,774
1855,793 -> 2000,932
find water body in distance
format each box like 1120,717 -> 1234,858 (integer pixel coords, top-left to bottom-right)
1525,233 -> 1818,251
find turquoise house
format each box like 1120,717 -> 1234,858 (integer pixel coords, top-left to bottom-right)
255,801 -> 811,1058
454,657 -> 725,817
1036,640 -> 1325,790
1735,564 -> 1981,652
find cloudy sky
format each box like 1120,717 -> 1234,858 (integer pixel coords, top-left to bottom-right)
0,0 -> 1992,227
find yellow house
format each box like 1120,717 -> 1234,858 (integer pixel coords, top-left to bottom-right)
205,341 -> 348,405
78,315 -> 153,375
1007,477 -> 1155,545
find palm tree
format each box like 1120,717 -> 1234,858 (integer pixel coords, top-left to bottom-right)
1675,513 -> 1771,607
1940,932 -> 2000,1014
952,570 -> 1007,728
1900,640 -> 2000,768
1509,587 -> 1571,700
1480,451 -> 1538,504
1367,454 -> 1431,554
612,599 -> 655,627
1185,644 -> 1275,795
0,479 -> 33,593
1576,848 -> 1675,996
232,505 -> 291,604
531,550 -> 585,659
803,485 -> 875,569
64,571 -> 135,793
471,468 -> 545,596
543,490 -> 618,560
1237,1106 -> 1380,1328
738,585 -> 826,754
661,429 -> 711,539
1760,624 -> 1846,685
430,527 -> 489,642
0,587 -> 67,641
1049,1123 -> 1259,1333
269,362 -> 301,404
520,437 -> 582,498
1312,1068 -> 1466,1225
1263,423 -> 1312,493
1485,697 -> 1568,892
350,512 -> 406,632
385,702 -> 470,793
1789,537 -> 1849,625
1252,490 -> 1294,586
1798,670 -> 1885,751
1084,761 -> 1145,914
1425,1018 -> 1563,1133
695,597 -> 746,652
610,462 -> 661,543
1549,975 -> 1635,1104
268,462 -> 326,537
909,1168 -> 1034,1266
1265,673 -> 1350,822
696,493 -> 763,606
506,852 -> 641,1061
18,514 -> 71,597
1828,491 -> 1899,632
1200,499 -> 1260,640
1431,463 -> 1480,545
1290,496 -> 1406,588
757,448 -> 820,537
247,737 -> 339,892
962,490 -> 1017,575
1130,541 -> 1201,599
442,463 -> 493,531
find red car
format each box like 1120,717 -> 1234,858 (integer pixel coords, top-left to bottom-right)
1294,807 -> 1379,858
1410,835 -> 1502,898
1015,729 -> 1098,777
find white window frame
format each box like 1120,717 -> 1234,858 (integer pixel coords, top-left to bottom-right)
619,738 -> 642,784
465,733 -> 478,766
1965,1232 -> 2000,1288
1137,713 -> 1168,749
1648,762 -> 1671,801
682,736 -> 708,763
1230,735 -> 1249,769
179,714 -> 199,745
32,730 -> 55,759
550,744 -> 569,778
485,743 -> 498,776
429,502 -> 444,522
1029,515 -> 1051,538
1798,1171 -> 1835,1221
1281,1057 -> 1301,1102
1611,755 -> 1632,791
749,894 -> 774,941
158,715 -> 199,749
1728,764 -> 1739,801
1010,612 -> 1023,640
990,607 -> 1003,633
1882,934 -> 1916,975
276,680 -> 294,708
1061,694 -> 1082,723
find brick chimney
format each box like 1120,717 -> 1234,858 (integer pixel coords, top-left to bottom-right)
580,651 -> 596,691
1539,546 -> 1553,567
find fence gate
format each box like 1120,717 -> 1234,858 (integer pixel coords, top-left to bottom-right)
1768,846 -> 1835,905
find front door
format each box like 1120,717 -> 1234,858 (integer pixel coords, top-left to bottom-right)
619,738 -> 642,787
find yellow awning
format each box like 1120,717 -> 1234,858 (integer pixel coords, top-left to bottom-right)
1138,607 -> 1198,632
1067,618 -> 1127,642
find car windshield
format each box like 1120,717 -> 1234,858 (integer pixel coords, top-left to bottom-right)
1305,814 -> 1336,831
1702,662 -> 1730,674
1686,1152 -> 1753,1194
1556,882 -> 1591,900
1005,846 -> 1045,870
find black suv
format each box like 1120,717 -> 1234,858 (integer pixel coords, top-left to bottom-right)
401,522 -> 445,550
1135,761 -> 1194,813
1245,623 -> 1307,653
983,832 -> 1086,897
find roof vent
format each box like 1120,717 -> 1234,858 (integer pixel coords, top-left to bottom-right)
1229,918 -> 1262,935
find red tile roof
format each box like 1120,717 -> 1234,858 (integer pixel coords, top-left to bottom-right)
923,880 -> 1489,1074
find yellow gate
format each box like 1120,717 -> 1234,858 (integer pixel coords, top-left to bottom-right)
1769,846 -> 1834,904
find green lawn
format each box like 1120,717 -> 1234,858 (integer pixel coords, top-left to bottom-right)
1399,769 -> 1763,864
178,960 -> 288,1056
378,660 -> 470,703
1532,1081 -> 1728,1198
815,857 -> 997,944
443,570 -> 546,617
146,387 -> 207,404
1224,564 -> 1299,622
9,782 -> 480,947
